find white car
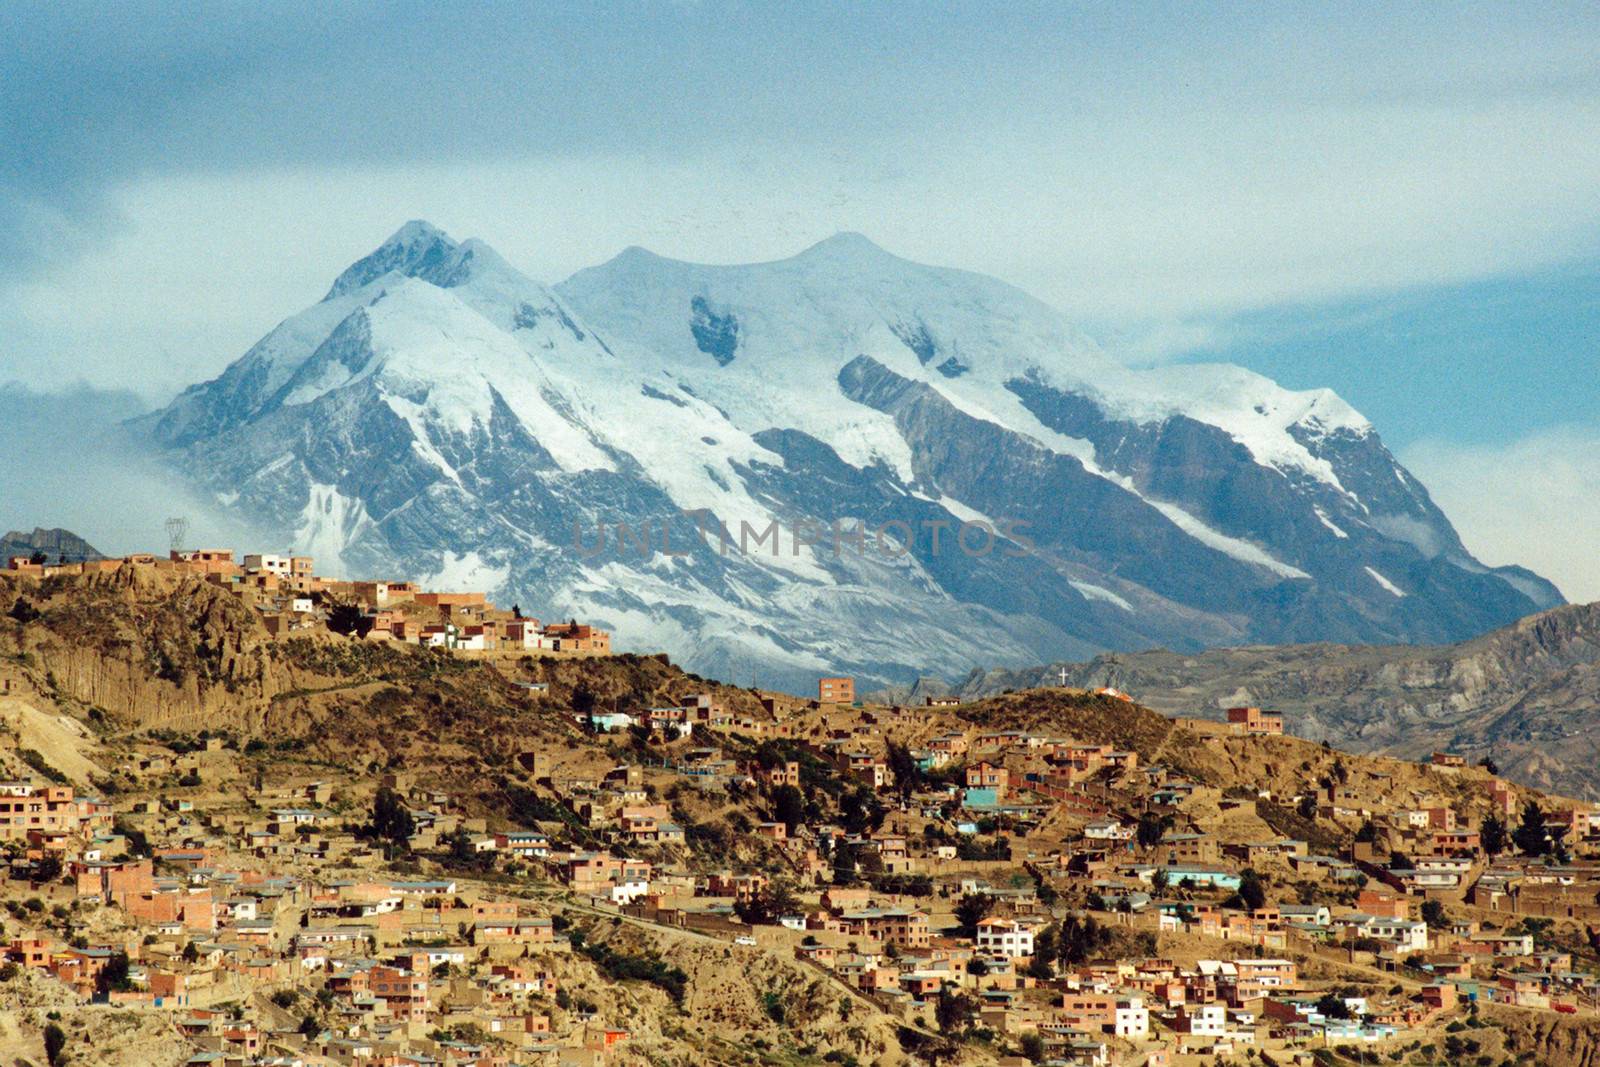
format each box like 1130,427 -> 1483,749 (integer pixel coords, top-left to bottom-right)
734,935 -> 757,946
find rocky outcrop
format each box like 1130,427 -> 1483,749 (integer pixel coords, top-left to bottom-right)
0,527 -> 103,563
1,564 -> 380,734
1486,1005 -> 1600,1066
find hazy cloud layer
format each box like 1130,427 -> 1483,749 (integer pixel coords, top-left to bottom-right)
0,384 -> 264,556
3,4 -> 1600,396
1402,428 -> 1600,604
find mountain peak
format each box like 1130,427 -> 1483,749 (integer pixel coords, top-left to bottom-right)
386,219 -> 453,246
323,220 -> 464,301
793,231 -> 896,263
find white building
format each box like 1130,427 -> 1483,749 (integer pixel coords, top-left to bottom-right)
243,554 -> 291,577
975,918 -> 1035,958
1341,915 -> 1429,955
1084,819 -> 1133,842
1177,1003 -> 1226,1036
609,878 -> 651,905
1114,996 -> 1149,1037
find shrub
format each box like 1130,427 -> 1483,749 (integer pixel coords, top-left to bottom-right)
44,1022 -> 67,1066
577,939 -> 688,1004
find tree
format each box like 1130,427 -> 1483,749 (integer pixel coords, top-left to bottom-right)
115,820 -> 152,858
1421,899 -> 1448,929
771,785 -> 805,834
97,950 -> 132,995
34,853 -> 62,883
1019,1030 -> 1046,1063
955,893 -> 993,939
445,828 -> 480,868
934,989 -> 976,1034
371,786 -> 415,847
1237,869 -> 1267,911
735,878 -> 800,926
1315,993 -> 1351,1019
839,787 -> 885,836
627,722 -> 654,750
1479,756 -> 1499,775
1151,868 -> 1170,895
44,1022 -> 67,1067
8,596 -> 40,623
1514,801 -> 1550,857
1480,814 -> 1507,857
326,603 -> 367,636
182,941 -> 200,964
1354,819 -> 1378,844
885,742 -> 921,798
831,840 -> 861,885
1058,914 -> 1107,967
1027,925 -> 1057,980
299,1014 -> 321,1038
1135,811 -> 1171,851
571,684 -> 598,719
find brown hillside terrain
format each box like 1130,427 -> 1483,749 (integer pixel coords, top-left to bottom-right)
937,687 -> 1508,808
934,600 -> 1600,798
0,562 -> 762,740
1,566 -> 1574,836
9,566 -> 1600,1065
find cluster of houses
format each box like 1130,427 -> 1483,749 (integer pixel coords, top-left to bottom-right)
3,548 -> 610,655
368,688 -> 1600,1060
9,609 -> 1600,1066
2,761 -> 639,1065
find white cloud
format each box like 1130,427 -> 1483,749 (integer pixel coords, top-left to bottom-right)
1402,428 -> 1600,604
8,83 -> 1600,401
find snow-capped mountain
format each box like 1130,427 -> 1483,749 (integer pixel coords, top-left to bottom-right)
144,221 -> 1562,691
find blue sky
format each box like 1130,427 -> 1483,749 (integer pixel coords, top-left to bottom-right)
1157,259 -> 1600,451
1,2 -> 1597,598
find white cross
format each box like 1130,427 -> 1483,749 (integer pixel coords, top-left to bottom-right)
1058,667 -> 1069,686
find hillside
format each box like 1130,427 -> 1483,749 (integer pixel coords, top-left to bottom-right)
0,563 -> 1570,819
6,565 -> 1600,1065
918,600 -> 1600,799
0,559 -> 762,747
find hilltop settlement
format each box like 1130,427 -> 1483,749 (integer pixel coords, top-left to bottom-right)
2,548 -> 1600,1067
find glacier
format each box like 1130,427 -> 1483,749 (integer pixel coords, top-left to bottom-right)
139,221 -> 1563,691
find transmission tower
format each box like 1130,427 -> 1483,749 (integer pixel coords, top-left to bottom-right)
165,516 -> 190,555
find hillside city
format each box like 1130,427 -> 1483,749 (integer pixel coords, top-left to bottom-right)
2,547 -> 1599,1067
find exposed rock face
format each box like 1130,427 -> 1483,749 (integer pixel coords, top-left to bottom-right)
932,601 -> 1600,798
135,222 -> 1559,691
1,564 -> 365,733
0,527 -> 103,563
